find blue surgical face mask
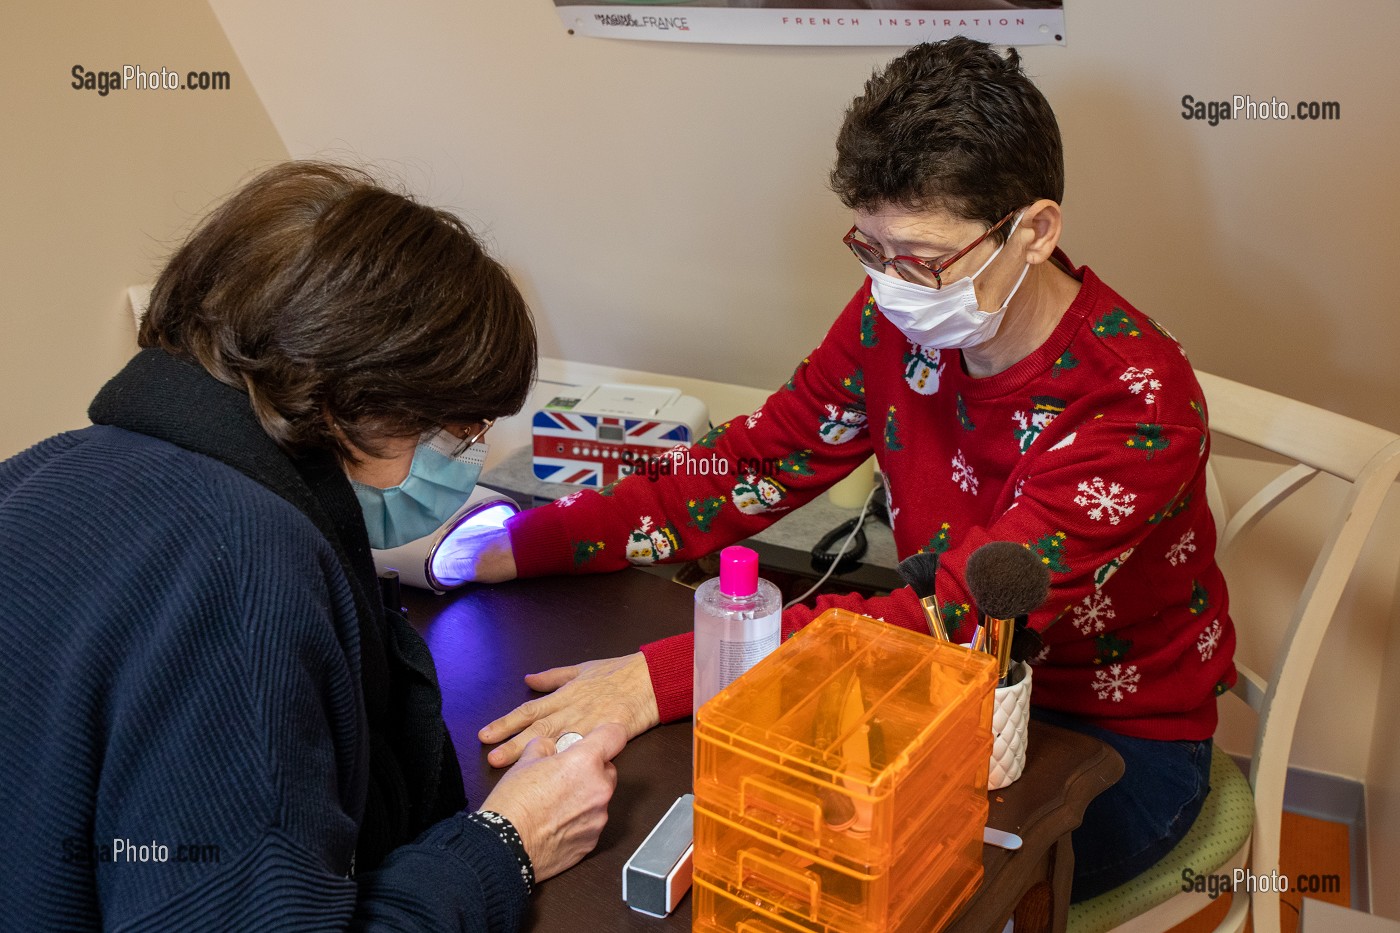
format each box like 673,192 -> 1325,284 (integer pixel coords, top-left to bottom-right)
351,430 -> 488,551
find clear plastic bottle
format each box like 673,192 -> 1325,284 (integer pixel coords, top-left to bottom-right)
693,546 -> 782,715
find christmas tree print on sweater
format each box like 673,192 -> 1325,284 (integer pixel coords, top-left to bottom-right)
1012,396 -> 1066,454
573,539 -> 606,566
841,368 -> 865,400
626,516 -> 683,565
1126,424 -> 1170,460
685,496 -> 726,533
783,358 -> 811,392
884,405 -> 904,451
694,422 -> 730,449
1093,633 -> 1132,665
1051,349 -> 1079,378
1028,531 -> 1070,573
956,394 -> 976,431
776,449 -> 815,476
922,522 -> 952,555
1093,307 -> 1142,338
902,343 -> 945,395
860,295 -> 879,347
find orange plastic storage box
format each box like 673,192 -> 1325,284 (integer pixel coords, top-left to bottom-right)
692,608 -> 997,933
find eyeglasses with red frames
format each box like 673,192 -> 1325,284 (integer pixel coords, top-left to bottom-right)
446,419 -> 494,458
843,210 -> 1018,288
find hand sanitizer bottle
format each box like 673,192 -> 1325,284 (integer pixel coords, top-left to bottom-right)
693,546 -> 782,715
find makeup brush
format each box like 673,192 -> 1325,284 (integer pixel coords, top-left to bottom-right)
897,551 -> 949,640
964,542 -> 1052,684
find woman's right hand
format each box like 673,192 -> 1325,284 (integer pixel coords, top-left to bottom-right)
434,526 -> 518,585
479,723 -> 627,883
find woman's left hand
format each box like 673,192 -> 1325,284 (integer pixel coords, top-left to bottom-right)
478,652 -> 661,768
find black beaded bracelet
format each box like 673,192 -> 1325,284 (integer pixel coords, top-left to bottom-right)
465,809 -> 536,896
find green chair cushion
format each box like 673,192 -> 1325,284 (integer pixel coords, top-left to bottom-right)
1067,751 -> 1254,933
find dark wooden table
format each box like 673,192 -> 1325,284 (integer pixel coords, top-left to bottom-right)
406,571 -> 1123,933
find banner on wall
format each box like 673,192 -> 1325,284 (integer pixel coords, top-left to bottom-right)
552,2 -> 1065,47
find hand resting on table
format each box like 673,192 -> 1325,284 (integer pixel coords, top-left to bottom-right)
479,653 -> 660,769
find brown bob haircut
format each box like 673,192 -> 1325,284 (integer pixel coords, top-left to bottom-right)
139,161 -> 537,461
830,37 -> 1064,244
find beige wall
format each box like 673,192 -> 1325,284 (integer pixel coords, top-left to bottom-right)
0,0 -> 287,458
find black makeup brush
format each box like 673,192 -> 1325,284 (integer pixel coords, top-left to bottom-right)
897,551 -> 949,640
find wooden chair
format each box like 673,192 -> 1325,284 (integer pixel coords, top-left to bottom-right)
1067,370 -> 1400,933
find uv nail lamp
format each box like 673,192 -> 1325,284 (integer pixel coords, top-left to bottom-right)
369,485 -> 520,594
532,384 -> 708,487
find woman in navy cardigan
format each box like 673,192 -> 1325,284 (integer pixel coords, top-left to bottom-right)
0,161 -> 624,931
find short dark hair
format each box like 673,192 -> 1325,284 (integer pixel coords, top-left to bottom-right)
139,161 -> 537,460
830,37 -> 1064,243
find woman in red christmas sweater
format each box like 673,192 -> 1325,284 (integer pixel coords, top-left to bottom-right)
458,37 -> 1235,900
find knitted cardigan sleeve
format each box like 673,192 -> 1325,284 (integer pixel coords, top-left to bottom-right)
90,484 -> 529,932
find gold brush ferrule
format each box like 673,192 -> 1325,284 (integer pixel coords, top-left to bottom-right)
919,595 -> 949,640
988,616 -> 1014,682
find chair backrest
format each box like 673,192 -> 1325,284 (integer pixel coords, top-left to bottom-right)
1196,370 -> 1400,933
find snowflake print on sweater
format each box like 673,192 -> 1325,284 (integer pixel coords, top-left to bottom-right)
1072,591 -> 1116,634
1074,476 -> 1137,525
951,450 -> 979,495
1197,619 -> 1223,661
1093,664 -> 1141,702
1120,367 -> 1162,405
1166,530 -> 1197,567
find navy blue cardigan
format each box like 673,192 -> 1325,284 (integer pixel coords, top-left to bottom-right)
0,421 -> 527,928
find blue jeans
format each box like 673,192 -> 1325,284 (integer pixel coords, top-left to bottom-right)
1030,708 -> 1213,902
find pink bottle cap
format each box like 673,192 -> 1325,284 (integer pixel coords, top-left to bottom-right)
719,545 -> 759,598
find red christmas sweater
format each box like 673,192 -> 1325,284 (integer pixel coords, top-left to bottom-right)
506,255 -> 1236,741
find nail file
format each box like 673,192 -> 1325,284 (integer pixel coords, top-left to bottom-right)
622,794 -> 694,918
983,826 -> 1023,850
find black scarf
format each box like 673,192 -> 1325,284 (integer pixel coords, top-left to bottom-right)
89,348 -> 466,872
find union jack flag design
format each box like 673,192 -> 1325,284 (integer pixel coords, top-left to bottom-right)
532,411 -> 693,486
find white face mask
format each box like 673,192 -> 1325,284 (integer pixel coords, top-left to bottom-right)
868,211 -> 1030,349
